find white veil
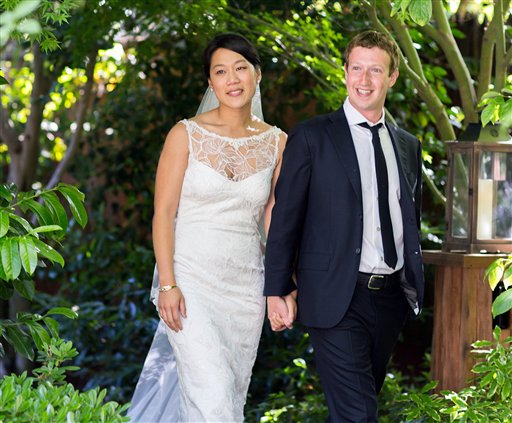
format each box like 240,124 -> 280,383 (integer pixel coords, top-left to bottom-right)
127,85 -> 264,423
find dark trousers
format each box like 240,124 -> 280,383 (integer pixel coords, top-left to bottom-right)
307,280 -> 409,423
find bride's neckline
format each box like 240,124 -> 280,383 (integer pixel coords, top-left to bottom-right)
185,119 -> 277,141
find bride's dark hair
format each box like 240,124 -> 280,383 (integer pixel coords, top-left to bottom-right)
203,33 -> 261,79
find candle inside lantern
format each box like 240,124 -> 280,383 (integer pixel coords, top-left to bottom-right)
477,178 -> 494,239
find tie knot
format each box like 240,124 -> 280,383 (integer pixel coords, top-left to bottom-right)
358,122 -> 382,134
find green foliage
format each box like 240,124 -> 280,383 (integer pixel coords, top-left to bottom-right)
397,327 -> 512,422
485,254 -> 512,318
479,85 -> 512,128
0,0 -> 41,49
0,0 -> 83,52
0,182 -> 85,359
0,338 -> 129,422
390,0 -> 433,26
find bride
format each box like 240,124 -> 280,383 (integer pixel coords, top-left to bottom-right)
127,33 -> 289,422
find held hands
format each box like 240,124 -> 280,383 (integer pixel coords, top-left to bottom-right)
267,290 -> 297,331
158,286 -> 187,332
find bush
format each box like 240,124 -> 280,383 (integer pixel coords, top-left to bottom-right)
0,338 -> 129,422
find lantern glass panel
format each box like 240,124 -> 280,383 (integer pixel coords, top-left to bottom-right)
451,151 -> 470,238
478,151 -> 512,240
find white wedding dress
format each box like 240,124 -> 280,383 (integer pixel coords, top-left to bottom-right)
128,119 -> 282,422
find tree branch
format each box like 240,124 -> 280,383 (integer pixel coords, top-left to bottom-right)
0,105 -> 19,153
45,52 -> 98,190
493,0 -> 506,92
431,0 -> 478,122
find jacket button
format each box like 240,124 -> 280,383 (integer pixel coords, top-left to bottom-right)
355,248 -> 361,254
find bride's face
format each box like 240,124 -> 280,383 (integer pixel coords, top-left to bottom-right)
208,48 -> 261,110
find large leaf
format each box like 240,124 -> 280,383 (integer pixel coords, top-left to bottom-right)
40,191 -> 68,235
42,316 -> 59,338
22,198 -> 53,226
492,289 -> 512,318
485,259 -> 504,291
1,238 -> 22,280
29,224 -> 63,235
8,213 -> 32,234
18,237 -> 38,275
0,210 -> 9,237
57,185 -> 88,228
408,0 -> 432,26
32,238 -> 64,267
2,325 -> 34,360
0,184 -> 14,202
13,278 -> 35,300
25,321 -> 51,350
46,307 -> 78,319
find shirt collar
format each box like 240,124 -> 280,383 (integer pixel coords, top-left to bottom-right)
343,98 -> 386,128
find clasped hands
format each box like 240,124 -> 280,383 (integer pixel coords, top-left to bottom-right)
267,290 -> 297,331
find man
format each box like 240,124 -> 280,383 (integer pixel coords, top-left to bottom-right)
264,30 -> 424,422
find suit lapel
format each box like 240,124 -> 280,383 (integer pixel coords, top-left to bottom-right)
386,122 -> 415,202
325,108 -> 362,200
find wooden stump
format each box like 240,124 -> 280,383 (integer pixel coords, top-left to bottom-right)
423,250 -> 511,391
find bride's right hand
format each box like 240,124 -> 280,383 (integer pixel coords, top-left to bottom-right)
158,287 -> 187,332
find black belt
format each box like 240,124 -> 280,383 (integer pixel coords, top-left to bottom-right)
357,270 -> 401,290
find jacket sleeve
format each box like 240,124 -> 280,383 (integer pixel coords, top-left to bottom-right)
414,139 -> 422,231
264,124 -> 312,296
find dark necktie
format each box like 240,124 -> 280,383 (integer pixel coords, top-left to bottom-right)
358,122 -> 398,269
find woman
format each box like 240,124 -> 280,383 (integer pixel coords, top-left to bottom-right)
128,33 -> 288,422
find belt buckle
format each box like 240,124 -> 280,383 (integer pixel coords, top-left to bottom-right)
368,274 -> 384,290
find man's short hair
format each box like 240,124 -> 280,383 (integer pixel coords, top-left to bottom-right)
344,30 -> 400,75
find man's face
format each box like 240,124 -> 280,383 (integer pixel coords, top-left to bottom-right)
344,46 -> 398,123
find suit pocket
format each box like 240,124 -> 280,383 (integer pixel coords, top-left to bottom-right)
297,252 -> 331,271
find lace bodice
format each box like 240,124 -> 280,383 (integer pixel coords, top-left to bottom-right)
182,119 -> 281,182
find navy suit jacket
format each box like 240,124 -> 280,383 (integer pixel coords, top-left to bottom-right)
264,107 -> 424,328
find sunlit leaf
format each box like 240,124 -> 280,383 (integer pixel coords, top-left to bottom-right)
32,238 -> 64,267
492,289 -> 512,318
57,185 -> 87,228
18,236 -> 38,275
0,211 -> 9,237
408,0 -> 432,26
46,307 -> 78,319
485,259 -> 504,291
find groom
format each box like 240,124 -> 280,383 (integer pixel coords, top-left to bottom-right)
264,30 -> 424,422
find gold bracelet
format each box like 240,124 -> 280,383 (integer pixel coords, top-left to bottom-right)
158,284 -> 178,292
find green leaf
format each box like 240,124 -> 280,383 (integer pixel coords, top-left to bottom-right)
8,212 -> 32,233
0,211 -> 9,237
492,289 -> 512,318
0,184 -> 14,202
12,0 -> 41,20
42,317 -> 59,338
23,199 -> 53,226
18,237 -> 38,275
481,102 -> 499,127
485,259 -> 504,291
29,224 -> 63,235
16,19 -> 41,34
57,185 -> 88,228
46,307 -> 78,320
3,325 -> 34,360
1,238 -> 21,280
408,0 -> 432,26
40,191 -> 68,235
25,321 -> 50,350
12,278 -> 35,300
32,238 -> 64,267
0,75 -> 8,85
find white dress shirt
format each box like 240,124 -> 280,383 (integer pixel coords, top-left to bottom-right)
343,98 -> 404,274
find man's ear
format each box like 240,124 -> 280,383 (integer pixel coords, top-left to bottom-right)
389,68 -> 399,87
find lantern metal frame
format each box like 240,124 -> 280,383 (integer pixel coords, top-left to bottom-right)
443,139 -> 512,253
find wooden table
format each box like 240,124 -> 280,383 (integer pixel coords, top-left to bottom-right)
423,250 -> 511,391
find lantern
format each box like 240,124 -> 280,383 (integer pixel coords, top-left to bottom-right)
443,124 -> 512,253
